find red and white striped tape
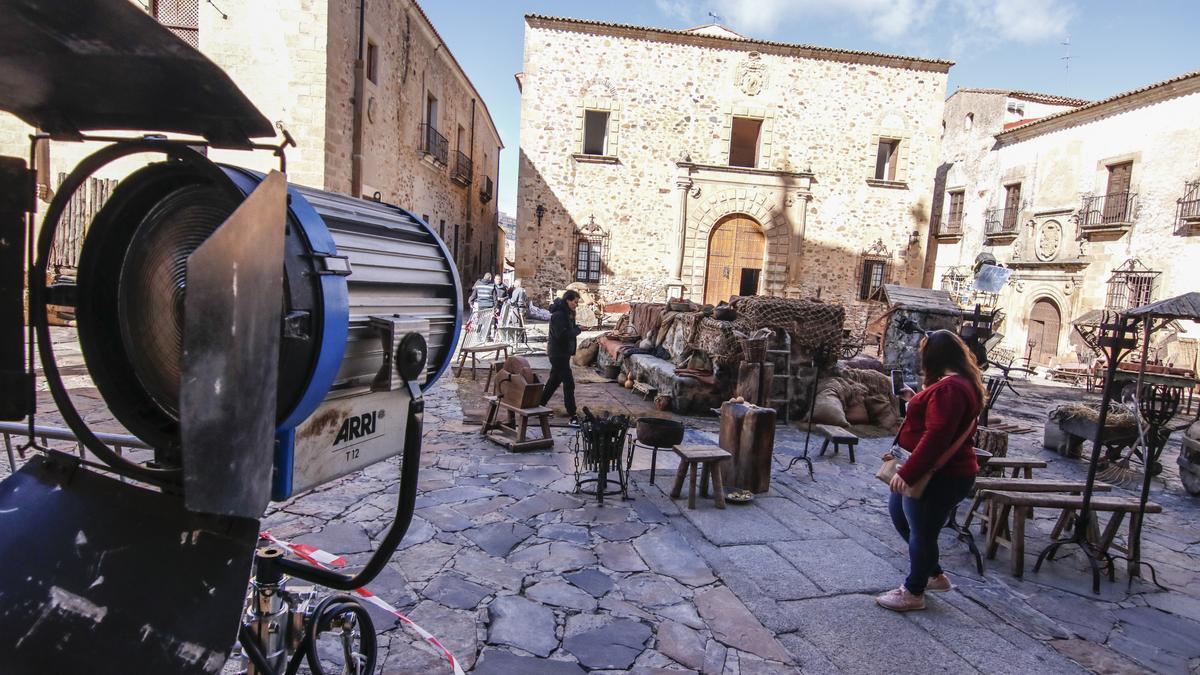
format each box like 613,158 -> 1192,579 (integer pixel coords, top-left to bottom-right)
261,531 -> 466,675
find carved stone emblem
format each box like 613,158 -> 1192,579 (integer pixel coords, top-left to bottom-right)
1035,220 -> 1062,261
736,52 -> 767,96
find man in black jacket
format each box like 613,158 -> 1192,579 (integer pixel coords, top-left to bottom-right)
540,290 -> 582,425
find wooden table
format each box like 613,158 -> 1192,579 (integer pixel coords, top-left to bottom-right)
982,456 -> 1047,479
981,489 -> 1162,577
455,343 -> 510,380
963,478 -> 1112,533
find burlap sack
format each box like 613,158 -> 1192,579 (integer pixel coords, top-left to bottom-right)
809,389 -> 850,427
573,337 -> 600,366
865,393 -> 901,431
844,390 -> 871,425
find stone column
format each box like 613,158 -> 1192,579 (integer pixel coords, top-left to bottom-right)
784,190 -> 812,298
672,177 -> 693,281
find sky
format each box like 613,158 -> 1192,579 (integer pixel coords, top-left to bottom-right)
421,0 -> 1199,219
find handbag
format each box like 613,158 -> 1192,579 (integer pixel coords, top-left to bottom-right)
876,421 -> 976,499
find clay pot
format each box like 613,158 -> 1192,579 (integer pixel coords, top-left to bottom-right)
624,379 -> 635,389
654,395 -> 671,411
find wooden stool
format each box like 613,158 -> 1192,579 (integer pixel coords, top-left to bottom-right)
670,444 -> 731,510
455,343 -> 510,380
814,424 -> 858,463
482,396 -> 553,452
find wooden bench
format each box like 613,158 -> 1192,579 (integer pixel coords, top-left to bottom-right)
670,444 -> 731,510
455,343 -> 510,380
982,456 -> 1047,479
981,489 -> 1162,577
813,424 -> 858,463
963,478 -> 1112,532
482,396 -> 553,452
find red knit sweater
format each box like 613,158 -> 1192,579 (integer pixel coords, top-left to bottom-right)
896,375 -> 982,483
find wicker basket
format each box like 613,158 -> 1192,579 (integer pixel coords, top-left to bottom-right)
741,337 -> 768,363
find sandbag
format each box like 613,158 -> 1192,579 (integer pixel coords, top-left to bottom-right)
865,393 -> 900,431
844,384 -> 873,420
573,337 -> 600,366
809,389 -> 850,427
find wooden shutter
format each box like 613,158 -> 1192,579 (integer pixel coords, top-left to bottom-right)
1106,162 -> 1132,195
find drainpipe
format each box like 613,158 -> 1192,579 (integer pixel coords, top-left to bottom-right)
350,0 -> 366,196
468,99 -> 476,275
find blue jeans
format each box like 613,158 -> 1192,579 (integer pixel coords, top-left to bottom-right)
888,473 -> 975,595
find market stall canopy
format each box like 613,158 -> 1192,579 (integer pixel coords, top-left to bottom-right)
1124,292 -> 1200,320
0,0 -> 274,148
881,284 -> 961,316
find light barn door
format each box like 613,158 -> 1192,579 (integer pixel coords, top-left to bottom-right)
704,216 -> 764,304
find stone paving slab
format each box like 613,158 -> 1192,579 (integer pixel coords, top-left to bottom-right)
769,538 -> 900,595
28,330 -> 1200,675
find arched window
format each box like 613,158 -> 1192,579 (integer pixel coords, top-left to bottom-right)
964,113 -> 974,130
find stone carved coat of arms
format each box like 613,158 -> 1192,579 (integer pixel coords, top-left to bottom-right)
736,52 -> 767,96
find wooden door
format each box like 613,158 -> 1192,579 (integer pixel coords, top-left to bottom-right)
704,216 -> 765,304
1027,299 -> 1061,366
1103,162 -> 1132,223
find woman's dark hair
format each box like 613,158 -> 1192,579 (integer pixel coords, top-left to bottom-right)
920,330 -> 987,405
562,290 -> 581,302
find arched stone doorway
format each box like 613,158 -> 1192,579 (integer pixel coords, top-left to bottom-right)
1027,297 -> 1062,366
704,215 -> 765,304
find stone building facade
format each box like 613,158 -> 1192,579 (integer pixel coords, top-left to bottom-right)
0,0 -> 503,289
930,72 -> 1200,367
514,16 -> 951,328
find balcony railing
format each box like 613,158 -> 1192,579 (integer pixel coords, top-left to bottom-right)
479,176 -> 494,204
984,206 -> 1019,237
421,124 -> 448,166
1177,180 -> 1200,235
1081,191 -> 1137,228
452,151 -> 472,185
937,217 -> 961,237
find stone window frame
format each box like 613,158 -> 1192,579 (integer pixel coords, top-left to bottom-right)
574,218 -> 608,284
719,105 -> 775,169
572,97 -> 620,164
866,126 -> 911,189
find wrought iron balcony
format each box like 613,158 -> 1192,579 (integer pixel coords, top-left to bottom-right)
1177,180 -> 1200,235
936,217 -> 961,237
479,176 -> 494,204
421,124 -> 448,166
984,206 -> 1019,238
452,151 -> 472,186
1080,191 -> 1137,229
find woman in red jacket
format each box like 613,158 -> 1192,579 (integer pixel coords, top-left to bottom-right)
876,330 -> 986,612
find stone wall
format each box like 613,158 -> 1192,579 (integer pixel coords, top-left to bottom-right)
516,18 -> 949,330
0,0 -> 503,292
931,77 -> 1200,367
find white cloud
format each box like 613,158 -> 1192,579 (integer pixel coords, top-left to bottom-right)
655,0 -> 701,25
703,0 -> 1073,45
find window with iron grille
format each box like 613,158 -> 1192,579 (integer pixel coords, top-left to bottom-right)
152,0 -> 200,48
574,216 -> 608,283
1105,259 -> 1159,311
857,240 -> 891,302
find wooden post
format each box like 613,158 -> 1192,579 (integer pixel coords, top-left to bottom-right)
976,426 -> 1009,461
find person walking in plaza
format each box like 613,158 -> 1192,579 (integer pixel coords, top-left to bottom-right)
540,290 -> 582,426
876,330 -> 985,612
467,273 -> 496,341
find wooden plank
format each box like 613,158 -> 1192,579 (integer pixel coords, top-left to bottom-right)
980,489 -> 1163,512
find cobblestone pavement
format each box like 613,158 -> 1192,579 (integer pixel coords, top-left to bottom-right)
6,329 -> 1200,673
